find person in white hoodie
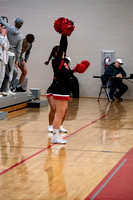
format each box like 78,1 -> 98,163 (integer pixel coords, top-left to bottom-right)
0,17 -> 23,95
0,24 -> 10,97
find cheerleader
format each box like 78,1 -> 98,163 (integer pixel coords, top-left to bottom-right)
45,45 -> 68,134
45,32 -> 70,144
45,18 -> 90,144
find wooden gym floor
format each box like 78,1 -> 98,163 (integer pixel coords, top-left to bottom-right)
0,97 -> 133,200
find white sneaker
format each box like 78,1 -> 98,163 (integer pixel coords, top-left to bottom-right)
7,89 -> 16,95
0,94 -> 3,98
59,125 -> 67,133
48,125 -> 53,132
51,136 -> 67,144
2,91 -> 10,96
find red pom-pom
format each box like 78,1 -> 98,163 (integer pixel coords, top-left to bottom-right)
54,17 -> 65,33
54,17 -> 75,36
73,60 -> 90,73
81,60 -> 90,68
73,64 -> 81,73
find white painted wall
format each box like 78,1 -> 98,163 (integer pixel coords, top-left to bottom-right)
1,0 -> 133,98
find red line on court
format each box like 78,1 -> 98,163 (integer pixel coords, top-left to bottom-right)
85,147 -> 133,200
64,115 -> 107,140
0,114 -> 107,176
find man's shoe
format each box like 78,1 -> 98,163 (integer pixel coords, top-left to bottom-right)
118,98 -> 123,102
109,98 -> 115,102
48,125 -> 53,132
10,87 -> 16,92
2,91 -> 10,96
16,86 -> 26,92
7,89 -> 16,95
59,126 -> 67,133
51,136 -> 67,144
2,90 -> 15,96
114,94 -> 123,102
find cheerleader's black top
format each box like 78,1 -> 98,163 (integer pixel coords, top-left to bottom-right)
52,34 -> 71,99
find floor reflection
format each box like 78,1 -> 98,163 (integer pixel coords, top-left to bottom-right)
65,98 -> 79,120
0,127 -> 28,182
44,139 -> 67,200
98,101 -> 127,145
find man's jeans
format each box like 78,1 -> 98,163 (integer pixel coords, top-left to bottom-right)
109,80 -> 128,99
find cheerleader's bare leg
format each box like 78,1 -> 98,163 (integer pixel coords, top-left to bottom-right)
51,99 -> 68,144
48,96 -> 56,132
48,96 -> 68,133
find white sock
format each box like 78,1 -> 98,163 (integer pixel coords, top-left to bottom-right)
53,129 -> 59,137
48,125 -> 53,128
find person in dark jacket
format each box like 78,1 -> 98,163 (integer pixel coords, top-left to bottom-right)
65,56 -> 79,98
104,58 -> 128,102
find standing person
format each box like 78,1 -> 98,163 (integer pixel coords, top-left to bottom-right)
45,56 -> 80,134
0,24 -> 9,97
0,17 -> 23,95
45,29 -> 75,144
45,17 -> 75,144
46,34 -> 70,144
104,58 -> 128,102
13,34 -> 35,92
45,51 -> 69,134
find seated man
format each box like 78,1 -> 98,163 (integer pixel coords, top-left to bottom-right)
104,58 -> 128,102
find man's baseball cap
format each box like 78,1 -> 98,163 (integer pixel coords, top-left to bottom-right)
115,58 -> 123,64
15,18 -> 23,26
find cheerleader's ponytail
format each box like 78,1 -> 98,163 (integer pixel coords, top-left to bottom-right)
44,45 -> 60,65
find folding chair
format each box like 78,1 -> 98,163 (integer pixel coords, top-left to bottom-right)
97,76 -> 111,101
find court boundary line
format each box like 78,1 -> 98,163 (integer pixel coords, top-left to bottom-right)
89,159 -> 127,200
85,147 -> 133,200
0,114 -> 107,176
